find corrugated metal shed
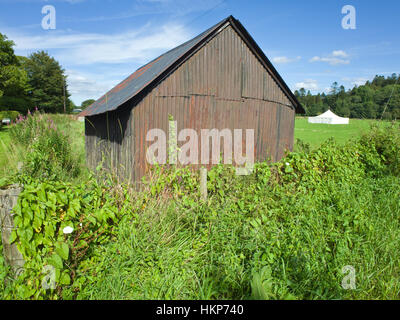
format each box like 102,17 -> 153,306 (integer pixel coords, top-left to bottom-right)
84,15 -> 304,184
80,15 -> 304,117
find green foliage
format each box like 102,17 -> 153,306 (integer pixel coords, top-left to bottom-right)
8,111 -> 82,180
0,33 -> 72,114
0,95 -> 33,115
0,110 -> 20,121
142,164 -> 199,197
0,33 -> 31,111
69,126 -> 400,300
359,122 -> 400,176
2,121 -> 400,300
295,74 -> 400,120
0,33 -> 18,68
0,65 -> 30,98
251,266 -> 296,300
81,99 -> 95,110
0,113 -> 86,182
0,241 -> 9,299
21,50 -> 71,113
2,177 -> 131,299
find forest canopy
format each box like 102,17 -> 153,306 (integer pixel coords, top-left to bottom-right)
0,32 -> 73,114
295,74 -> 400,120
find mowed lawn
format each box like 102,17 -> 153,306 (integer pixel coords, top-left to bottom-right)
294,117 -> 390,149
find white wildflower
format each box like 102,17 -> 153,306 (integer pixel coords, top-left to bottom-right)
63,226 -> 74,234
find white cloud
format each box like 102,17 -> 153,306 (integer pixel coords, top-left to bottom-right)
310,50 -> 350,65
294,79 -> 319,91
342,77 -> 369,87
310,56 -> 350,65
6,23 -> 192,105
10,23 -> 191,65
272,56 -> 301,64
65,69 -> 119,104
332,50 -> 348,58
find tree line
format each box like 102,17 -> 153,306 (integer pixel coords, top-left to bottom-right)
294,75 -> 400,120
0,33 -> 94,114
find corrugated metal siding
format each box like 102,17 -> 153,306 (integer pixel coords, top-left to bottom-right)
85,24 -> 296,184
85,104 -> 133,181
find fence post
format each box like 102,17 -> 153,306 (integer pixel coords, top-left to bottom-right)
200,167 -> 208,201
0,184 -> 25,276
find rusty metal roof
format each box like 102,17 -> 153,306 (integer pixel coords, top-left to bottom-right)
80,16 -> 304,117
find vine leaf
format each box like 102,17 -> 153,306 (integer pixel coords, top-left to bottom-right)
55,242 -> 69,261
48,253 -> 63,269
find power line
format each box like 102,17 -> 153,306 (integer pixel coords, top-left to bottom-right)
380,74 -> 399,120
183,0 -> 228,27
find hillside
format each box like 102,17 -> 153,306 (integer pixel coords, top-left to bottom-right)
295,74 -> 400,120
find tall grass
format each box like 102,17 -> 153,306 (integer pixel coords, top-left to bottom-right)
65,123 -> 400,300
71,174 -> 400,300
1,118 -> 399,300
0,132 -> 26,178
5,112 -> 86,181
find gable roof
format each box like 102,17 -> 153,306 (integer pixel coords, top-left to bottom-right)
80,15 -> 305,117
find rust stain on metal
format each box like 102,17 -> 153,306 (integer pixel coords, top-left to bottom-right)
84,16 -> 303,185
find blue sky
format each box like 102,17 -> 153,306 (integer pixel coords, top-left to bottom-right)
0,0 -> 399,105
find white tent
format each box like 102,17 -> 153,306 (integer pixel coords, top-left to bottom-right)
308,110 -> 349,124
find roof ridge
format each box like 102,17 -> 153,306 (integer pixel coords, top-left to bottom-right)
81,15 -> 304,117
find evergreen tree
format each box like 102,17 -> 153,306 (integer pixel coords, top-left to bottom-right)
22,51 -> 71,113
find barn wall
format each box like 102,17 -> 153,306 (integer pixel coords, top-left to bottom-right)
85,24 -> 296,184
85,104 -> 134,182
131,24 -> 295,182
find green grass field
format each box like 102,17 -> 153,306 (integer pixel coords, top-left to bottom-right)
294,117 -> 390,149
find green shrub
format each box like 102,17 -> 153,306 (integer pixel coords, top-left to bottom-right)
0,241 -> 9,299
359,122 -> 400,176
2,121 -> 400,300
71,125 -> 400,300
0,96 -> 33,114
2,176 -> 131,299
74,170 -> 400,300
8,111 -> 81,180
0,111 -> 20,122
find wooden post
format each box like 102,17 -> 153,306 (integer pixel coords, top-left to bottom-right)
0,184 -> 25,277
200,167 -> 207,201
